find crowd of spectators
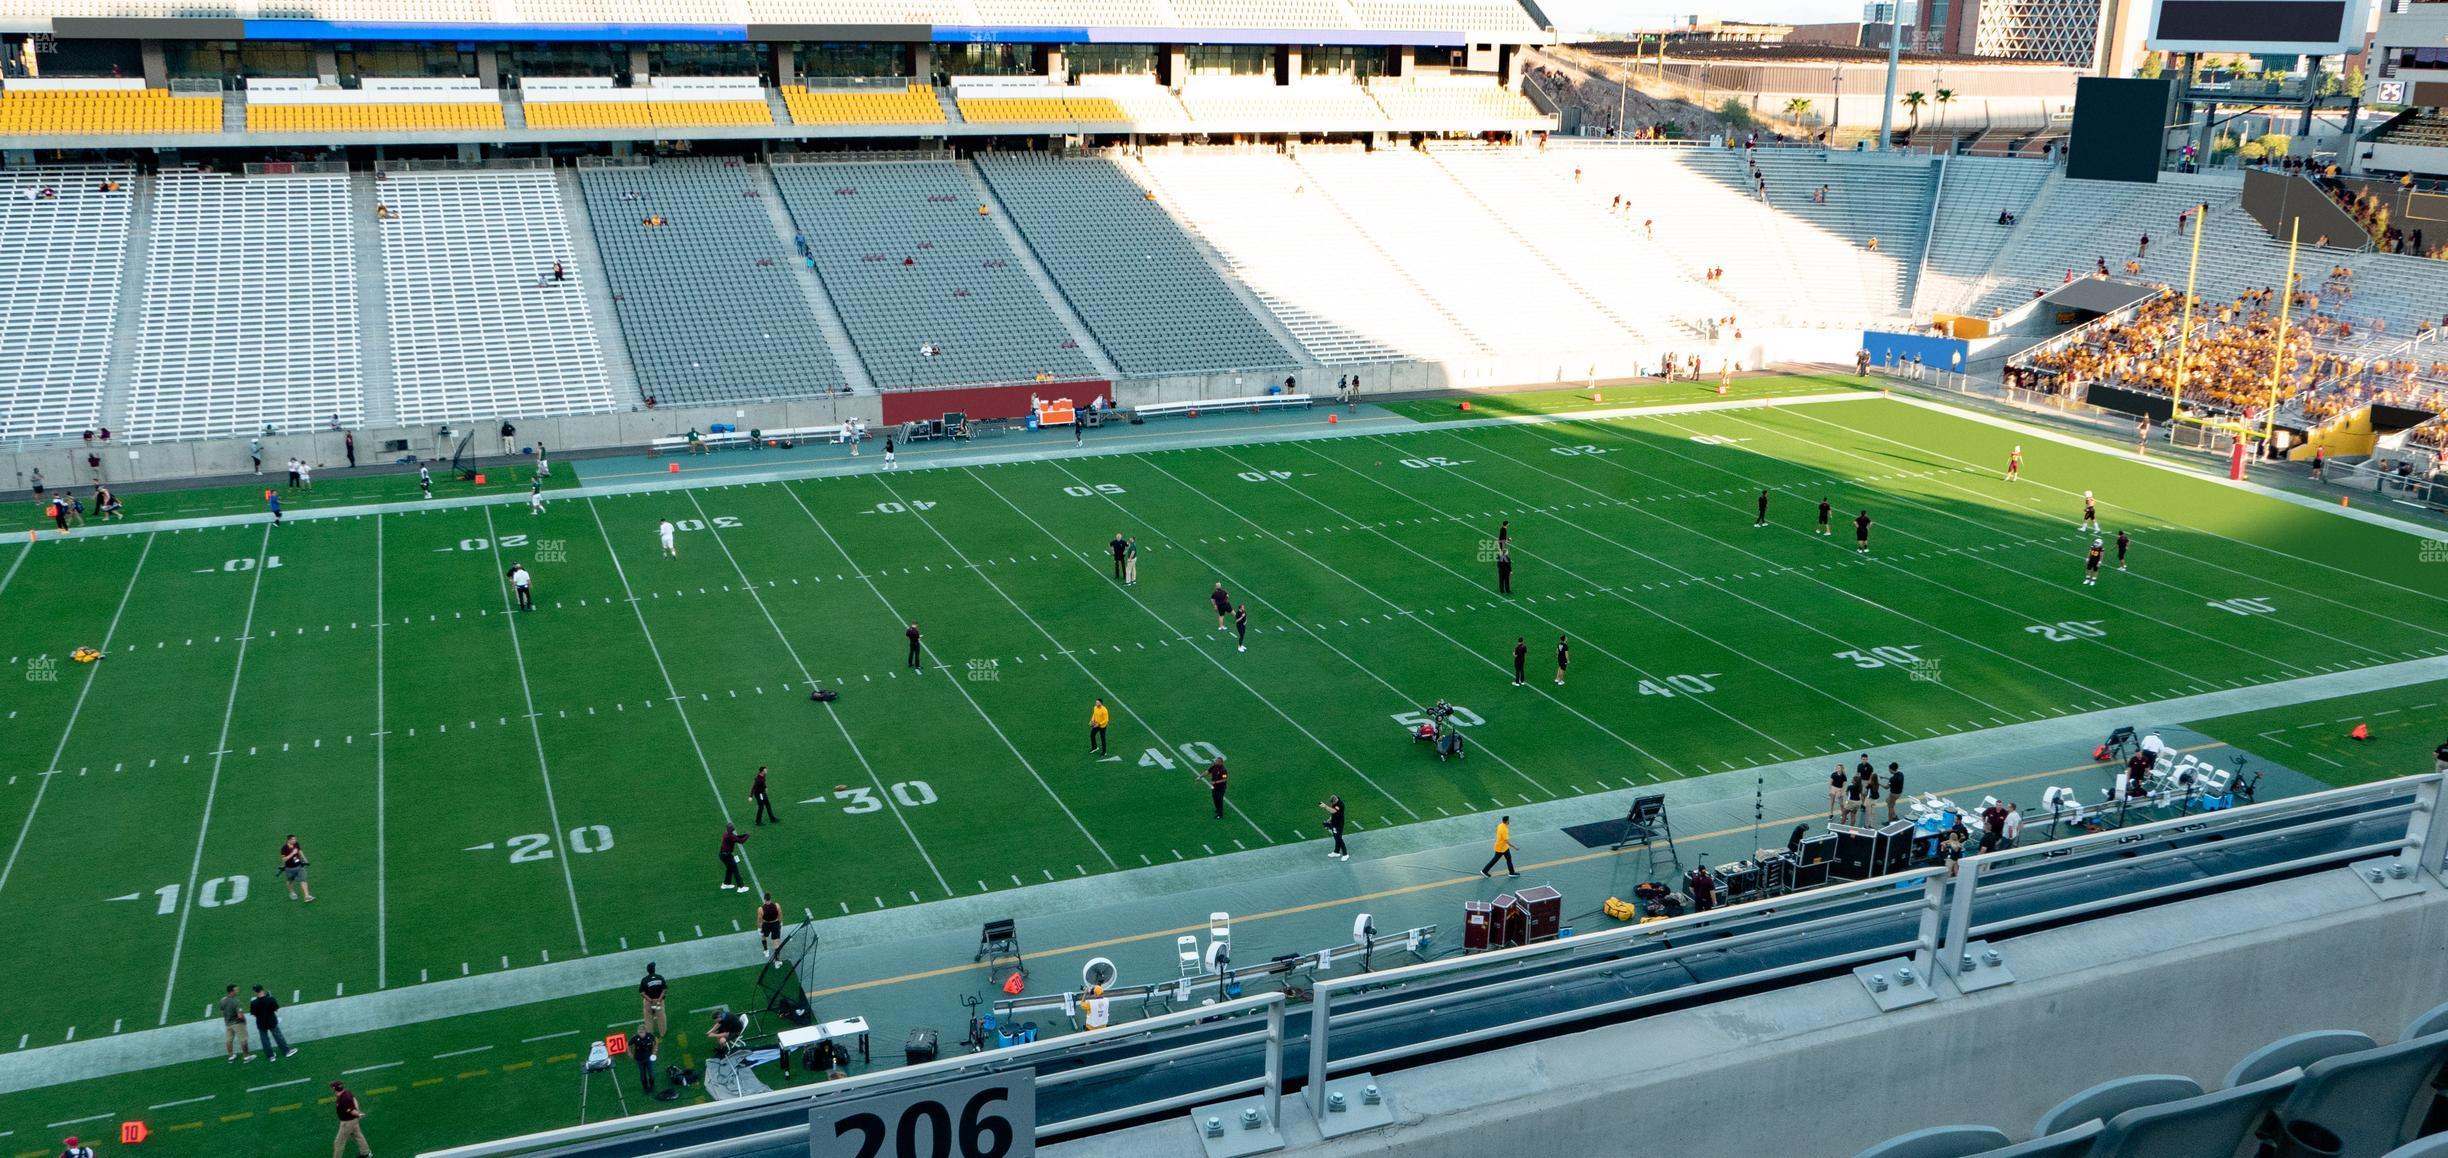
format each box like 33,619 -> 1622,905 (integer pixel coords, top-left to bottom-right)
2013,292 -> 2329,418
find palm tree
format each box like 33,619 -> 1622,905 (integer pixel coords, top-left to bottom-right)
1902,90 -> 1927,134
1784,97 -> 1814,122
1933,88 -> 1955,129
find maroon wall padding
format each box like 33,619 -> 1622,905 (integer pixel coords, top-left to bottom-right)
881,381 -> 1109,425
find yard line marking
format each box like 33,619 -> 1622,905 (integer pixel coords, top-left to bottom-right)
972,465 -> 1426,821
149,1095 -> 215,1109
0,533 -> 154,905
374,517 -> 388,990
774,482 -> 1112,871
1431,430 -> 2046,718
159,527 -> 271,1025
342,1061 -> 403,1075
433,1045 -> 493,1059
581,496 -> 769,897
46,1113 -> 114,1128
246,1078 -> 310,1093
1686,410 -> 2336,677
481,507 -> 589,956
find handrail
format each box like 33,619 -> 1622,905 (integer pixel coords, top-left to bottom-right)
423,991 -> 1288,1157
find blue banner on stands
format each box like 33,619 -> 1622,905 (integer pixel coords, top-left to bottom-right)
1861,331 -> 1968,372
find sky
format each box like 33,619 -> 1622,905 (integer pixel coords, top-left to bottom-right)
1537,0 -> 1879,35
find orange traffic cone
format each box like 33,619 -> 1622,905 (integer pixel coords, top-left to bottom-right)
1001,970 -> 1026,995
2350,722 -> 2370,741
1459,401 -> 1472,412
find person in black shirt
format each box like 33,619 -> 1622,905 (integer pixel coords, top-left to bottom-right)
1206,759 -> 1228,819
1512,637 -> 1528,686
1109,532 -> 1128,580
1554,635 -> 1569,686
718,823 -> 751,892
1233,604 -> 1248,652
1854,509 -> 1873,554
2433,737 -> 2448,774
1319,795 -> 1348,860
1817,498 -> 1832,536
2115,530 -> 2130,571
1886,762 -> 1905,822
751,765 -> 777,826
905,622 -> 922,671
639,963 -> 669,1043
1754,489 -> 1770,527
1211,584 -> 1232,629
1495,545 -> 1512,594
250,985 -> 295,1058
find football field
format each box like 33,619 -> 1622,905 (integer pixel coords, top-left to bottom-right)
4,388 -> 2445,1059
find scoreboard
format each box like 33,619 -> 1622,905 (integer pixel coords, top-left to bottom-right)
2147,0 -> 2370,57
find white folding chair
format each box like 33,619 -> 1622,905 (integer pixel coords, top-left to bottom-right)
1176,935 -> 1202,978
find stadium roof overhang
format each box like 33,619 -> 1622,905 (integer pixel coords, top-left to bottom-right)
29,17 -> 1544,46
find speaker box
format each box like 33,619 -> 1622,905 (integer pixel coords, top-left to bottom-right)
1875,821 -> 1918,874
1489,893 -> 1525,948
1516,885 -> 1562,942
904,1029 -> 939,1066
1829,824 -> 1877,881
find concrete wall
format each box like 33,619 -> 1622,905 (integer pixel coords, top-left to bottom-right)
1056,867 -> 2448,1158
1,327 -> 1869,492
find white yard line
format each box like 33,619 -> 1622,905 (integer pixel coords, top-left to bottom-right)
0,534 -> 154,903
1379,430 -> 2084,718
0,538 -> 28,598
768,474 -> 1116,861
1669,408 -> 2342,676
969,464 -> 1432,817
572,496 -> 771,897
481,507 -> 589,956
374,516 -> 388,990
1823,397 -> 2448,620
158,526 -> 270,1024
849,472 -> 1275,840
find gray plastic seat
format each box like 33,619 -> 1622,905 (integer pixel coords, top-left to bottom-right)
2033,1074 -> 2202,1137
1855,1125 -> 2013,1158
2226,1031 -> 2378,1089
1971,1120 -> 2101,1157
2407,1000 -> 2448,1041
2281,1032 -> 2448,1156
2385,1134 -> 2448,1157
2089,1070 -> 2300,1158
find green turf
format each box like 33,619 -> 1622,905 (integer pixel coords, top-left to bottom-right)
2187,680 -> 2448,788
5,394 -> 2445,1151
1374,372 -> 1870,422
11,461 -> 580,533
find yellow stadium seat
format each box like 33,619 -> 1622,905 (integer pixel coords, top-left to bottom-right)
0,89 -> 221,135
780,85 -> 947,125
525,99 -> 772,129
245,102 -> 507,133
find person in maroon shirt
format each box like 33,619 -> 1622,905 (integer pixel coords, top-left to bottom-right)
718,823 -> 751,893
1211,584 -> 1232,630
750,766 -> 777,826
758,891 -> 785,966
905,623 -> 923,671
331,1081 -> 370,1158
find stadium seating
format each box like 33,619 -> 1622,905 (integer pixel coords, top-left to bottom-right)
1678,148 -> 1929,320
516,0 -> 733,18
125,170 -> 365,442
575,158 -> 848,407
770,159 -> 1100,389
1074,84 -> 1193,129
781,84 -> 945,126
1167,0 -> 1345,27
2376,112 -> 2448,149
1177,80 -> 1385,126
0,88 -> 220,135
1131,149 -> 1461,364
526,99 -> 773,129
975,153 -> 1295,377
0,165 -> 133,442
954,95 -> 1127,123
1349,0 -> 1543,31
1293,148 -> 1663,364
375,170 -> 616,424
246,102 -> 507,133
1366,80 -> 1544,123
971,0 -> 1168,21
743,0 -> 967,18
1916,156 -> 2052,315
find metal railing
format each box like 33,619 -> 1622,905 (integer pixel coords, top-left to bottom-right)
433,772 -> 2447,1156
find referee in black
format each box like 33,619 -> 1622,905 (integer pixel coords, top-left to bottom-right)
905,622 -> 923,671
1109,532 -> 1128,580
1817,497 -> 1832,536
1512,636 -> 1527,686
1233,604 -> 1248,652
1854,509 -> 1874,554
1495,544 -> 1512,594
1755,489 -> 1770,527
1205,759 -> 1229,820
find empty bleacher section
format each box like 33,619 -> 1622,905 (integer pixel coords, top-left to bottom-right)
781,84 -> 946,126
742,0 -> 967,17
970,0 -> 1169,21
1678,148 -> 1929,320
1165,0 -> 1344,26
1942,173 -> 2448,330
1291,148 -> 1655,368
0,86 -> 220,135
1131,150 -> 1460,364
1069,82 -> 1191,130
246,102 -> 506,132
0,166 -> 133,442
1915,155 -> 2052,315
954,93 -> 1127,123
374,169 -> 615,424
1176,80 -> 1383,127
1349,0 -> 1541,30
1366,79 -> 1545,123
975,154 -> 1295,376
771,159 -> 1100,389
575,158 -> 847,406
125,170 -> 364,442
524,77 -> 772,130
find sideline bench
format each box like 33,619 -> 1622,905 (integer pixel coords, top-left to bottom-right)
1132,393 -> 1311,421
648,425 -> 857,456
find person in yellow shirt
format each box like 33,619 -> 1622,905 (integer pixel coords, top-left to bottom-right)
1480,816 -> 1517,877
1088,698 -> 1109,756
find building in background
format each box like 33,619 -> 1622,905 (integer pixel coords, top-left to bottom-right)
2362,0 -> 2448,175
1897,0 -> 2153,75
